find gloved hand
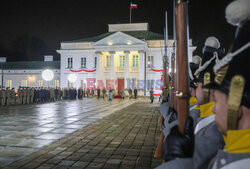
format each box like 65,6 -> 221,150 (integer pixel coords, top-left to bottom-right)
163,116 -> 194,162
168,108 -> 178,123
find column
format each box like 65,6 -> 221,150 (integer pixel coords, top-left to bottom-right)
124,51 -> 130,89
110,51 -> 115,80
139,50 -> 145,81
95,51 -> 101,81
139,50 -> 146,95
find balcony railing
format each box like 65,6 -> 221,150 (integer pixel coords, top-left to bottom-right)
130,67 -> 139,72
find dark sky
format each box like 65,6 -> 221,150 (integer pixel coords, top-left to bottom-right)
0,0 -> 235,61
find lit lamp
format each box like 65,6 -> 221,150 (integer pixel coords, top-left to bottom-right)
42,69 -> 54,87
68,74 -> 77,83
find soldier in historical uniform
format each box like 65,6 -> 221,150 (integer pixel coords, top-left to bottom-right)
207,1 -> 250,168
0,88 -> 2,106
23,87 -> 27,104
2,88 -> 6,106
83,88 -> 86,98
134,87 -> 138,99
5,87 -> 10,106
87,88 -> 90,97
18,87 -> 22,104
91,88 -> 94,97
10,88 -> 16,105
97,87 -> 100,99
30,87 -> 34,103
149,88 -> 154,103
77,88 -> 81,99
80,88 -> 83,99
108,87 -> 113,101
59,88 -> 62,100
128,88 -> 132,99
122,89 -> 125,99
158,37 -> 225,169
55,87 -> 59,101
102,88 -> 106,99
27,87 -> 30,104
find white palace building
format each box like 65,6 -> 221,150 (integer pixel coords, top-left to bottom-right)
0,23 -> 196,97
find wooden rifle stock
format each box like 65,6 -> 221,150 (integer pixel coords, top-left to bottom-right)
170,52 -> 175,109
175,0 -> 189,134
154,132 -> 165,158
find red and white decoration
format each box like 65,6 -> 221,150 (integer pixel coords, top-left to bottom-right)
69,68 -> 96,73
150,68 -> 163,72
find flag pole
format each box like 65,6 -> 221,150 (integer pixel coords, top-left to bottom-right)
129,3 -> 132,23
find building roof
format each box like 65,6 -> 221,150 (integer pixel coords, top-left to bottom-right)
0,61 -> 60,70
63,31 -> 164,43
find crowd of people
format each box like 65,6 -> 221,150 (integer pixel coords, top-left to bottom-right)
155,1 -> 250,169
0,87 -> 142,106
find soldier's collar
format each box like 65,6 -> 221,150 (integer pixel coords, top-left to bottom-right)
199,101 -> 215,118
224,129 -> 250,153
189,96 -> 197,106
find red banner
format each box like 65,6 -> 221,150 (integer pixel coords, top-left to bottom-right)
150,68 -> 163,72
69,69 -> 96,73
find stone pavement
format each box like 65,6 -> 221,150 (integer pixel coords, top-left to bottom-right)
2,99 -> 162,169
0,98 -> 138,168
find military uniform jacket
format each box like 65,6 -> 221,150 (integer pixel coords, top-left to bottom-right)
2,90 -> 6,98
208,129 -> 250,169
208,150 -> 250,169
156,102 -> 224,169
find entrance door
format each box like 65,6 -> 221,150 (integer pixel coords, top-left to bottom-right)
117,79 -> 124,97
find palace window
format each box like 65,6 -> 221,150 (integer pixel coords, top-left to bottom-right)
148,56 -> 154,68
54,80 -> 59,88
119,55 -> 125,67
38,80 -> 43,87
105,55 -> 111,67
21,80 -> 28,87
6,80 -> 12,88
132,55 -> 139,67
81,57 -> 87,68
94,57 -> 97,68
67,57 -> 73,68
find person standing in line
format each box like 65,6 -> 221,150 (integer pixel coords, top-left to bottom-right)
10,88 -> 16,105
128,88 -> 132,99
87,88 -> 90,97
97,87 -> 100,99
108,87 -> 113,101
102,88 -> 106,99
150,88 -> 154,103
122,89 -> 125,99
134,87 -> 138,99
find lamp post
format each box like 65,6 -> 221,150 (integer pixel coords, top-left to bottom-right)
67,74 -> 77,87
42,69 -> 54,87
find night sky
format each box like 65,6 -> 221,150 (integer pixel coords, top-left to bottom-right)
0,0 -> 235,61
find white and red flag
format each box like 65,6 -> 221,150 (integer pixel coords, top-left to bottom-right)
130,3 -> 138,9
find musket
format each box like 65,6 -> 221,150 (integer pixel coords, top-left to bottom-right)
163,11 -> 169,102
170,0 -> 177,109
154,10 -> 169,159
175,0 -> 189,134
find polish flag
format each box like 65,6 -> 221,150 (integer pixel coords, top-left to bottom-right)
131,3 -> 138,9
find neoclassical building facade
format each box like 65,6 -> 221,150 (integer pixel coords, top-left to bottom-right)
57,23 -> 196,96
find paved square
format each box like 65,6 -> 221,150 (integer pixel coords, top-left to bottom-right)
0,98 -> 137,168
1,98 -> 162,169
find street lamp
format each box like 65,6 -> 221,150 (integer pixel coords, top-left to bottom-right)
42,69 -> 54,87
67,74 -> 77,83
